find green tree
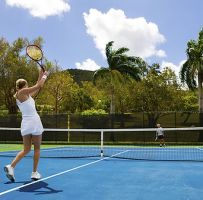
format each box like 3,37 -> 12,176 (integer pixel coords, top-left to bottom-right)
41,71 -> 77,114
129,66 -> 183,126
181,90 -> 198,111
0,37 -> 40,113
93,41 -> 144,114
82,81 -> 108,111
0,37 -> 49,114
180,28 -> 203,115
71,88 -> 94,112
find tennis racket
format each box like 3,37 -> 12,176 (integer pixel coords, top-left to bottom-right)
26,44 -> 45,72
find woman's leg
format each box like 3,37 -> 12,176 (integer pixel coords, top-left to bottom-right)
32,134 -> 42,172
11,134 -> 32,168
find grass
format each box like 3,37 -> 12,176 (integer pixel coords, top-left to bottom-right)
0,144 -> 67,152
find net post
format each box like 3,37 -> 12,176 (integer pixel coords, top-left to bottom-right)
101,130 -> 104,158
67,113 -> 70,143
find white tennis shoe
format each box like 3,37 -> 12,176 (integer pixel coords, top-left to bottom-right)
31,171 -> 41,180
4,164 -> 15,182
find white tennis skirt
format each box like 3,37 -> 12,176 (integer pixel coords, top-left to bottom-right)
21,114 -> 44,136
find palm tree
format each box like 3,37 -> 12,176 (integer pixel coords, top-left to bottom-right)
180,28 -> 203,124
93,41 -> 146,114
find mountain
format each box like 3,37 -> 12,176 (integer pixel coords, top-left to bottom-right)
66,69 -> 95,85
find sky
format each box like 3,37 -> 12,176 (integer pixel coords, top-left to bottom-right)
0,0 -> 203,77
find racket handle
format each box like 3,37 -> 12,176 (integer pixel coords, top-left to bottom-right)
41,66 -> 45,72
37,61 -> 45,72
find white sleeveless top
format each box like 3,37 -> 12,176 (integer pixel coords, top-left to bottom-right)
16,96 -> 44,136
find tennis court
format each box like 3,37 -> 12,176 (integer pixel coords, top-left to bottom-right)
1,128 -> 203,200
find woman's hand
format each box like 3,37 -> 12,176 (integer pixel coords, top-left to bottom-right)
43,71 -> 49,76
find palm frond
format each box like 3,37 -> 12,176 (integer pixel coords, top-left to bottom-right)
93,68 -> 110,85
105,41 -> 114,64
111,69 -> 125,84
115,47 -> 129,55
116,64 -> 141,81
180,60 -> 196,89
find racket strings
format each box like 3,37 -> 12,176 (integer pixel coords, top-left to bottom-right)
27,46 -> 43,61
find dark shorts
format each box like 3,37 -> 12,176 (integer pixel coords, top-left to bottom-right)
158,135 -> 164,139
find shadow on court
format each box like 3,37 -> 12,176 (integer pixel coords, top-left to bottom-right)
4,181 -> 64,195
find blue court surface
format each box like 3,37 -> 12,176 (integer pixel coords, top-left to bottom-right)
1,154 -> 203,200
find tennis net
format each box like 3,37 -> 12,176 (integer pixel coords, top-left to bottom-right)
0,127 -> 203,161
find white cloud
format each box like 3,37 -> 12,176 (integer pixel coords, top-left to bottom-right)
5,0 -> 70,19
156,50 -> 166,57
161,60 -> 186,78
75,59 -> 101,71
83,8 -> 166,59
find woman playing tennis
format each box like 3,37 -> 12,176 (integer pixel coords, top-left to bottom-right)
4,68 -> 48,182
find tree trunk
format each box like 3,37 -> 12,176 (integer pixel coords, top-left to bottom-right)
110,94 -> 115,114
110,84 -> 115,114
198,73 -> 203,141
6,93 -> 18,114
198,73 -> 203,125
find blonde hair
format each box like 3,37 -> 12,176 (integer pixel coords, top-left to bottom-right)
15,79 -> 27,90
13,79 -> 28,99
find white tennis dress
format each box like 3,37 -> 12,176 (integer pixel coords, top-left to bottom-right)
16,96 -> 44,136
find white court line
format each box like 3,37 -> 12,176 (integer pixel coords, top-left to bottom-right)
0,150 -> 129,196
